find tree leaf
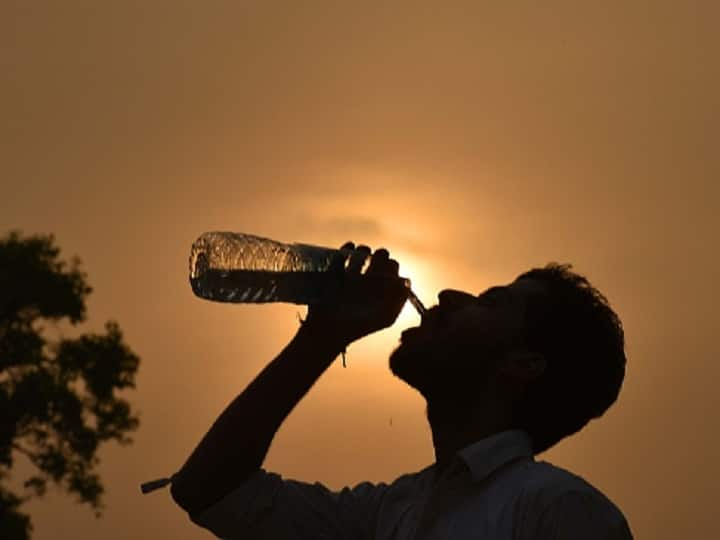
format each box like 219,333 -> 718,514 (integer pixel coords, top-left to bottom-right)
0,231 -> 141,535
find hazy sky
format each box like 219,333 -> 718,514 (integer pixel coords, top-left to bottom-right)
2,2 -> 718,538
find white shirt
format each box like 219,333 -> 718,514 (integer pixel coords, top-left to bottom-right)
189,430 -> 633,539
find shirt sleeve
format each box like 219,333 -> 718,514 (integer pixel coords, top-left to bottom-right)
529,490 -> 634,540
189,468 -> 389,539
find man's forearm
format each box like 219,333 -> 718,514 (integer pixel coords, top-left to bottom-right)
171,322 -> 345,515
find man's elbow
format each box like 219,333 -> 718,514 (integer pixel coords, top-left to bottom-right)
170,474 -> 200,516
170,470 -> 251,517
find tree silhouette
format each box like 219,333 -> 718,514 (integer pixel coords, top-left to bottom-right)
0,231 -> 140,539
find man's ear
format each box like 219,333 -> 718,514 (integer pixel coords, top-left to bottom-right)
499,350 -> 546,381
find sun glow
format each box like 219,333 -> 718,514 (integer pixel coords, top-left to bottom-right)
388,248 -> 438,338
351,246 -> 437,363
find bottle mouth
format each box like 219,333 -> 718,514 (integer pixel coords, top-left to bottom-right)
406,286 -> 427,317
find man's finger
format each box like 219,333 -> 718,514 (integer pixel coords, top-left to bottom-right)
346,245 -> 371,274
368,256 -> 400,277
386,258 -> 400,276
329,241 -> 355,274
366,248 -> 389,275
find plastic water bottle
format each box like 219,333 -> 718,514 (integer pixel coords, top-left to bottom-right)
189,231 -> 426,315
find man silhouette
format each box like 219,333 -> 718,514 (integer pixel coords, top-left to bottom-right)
170,244 -> 633,539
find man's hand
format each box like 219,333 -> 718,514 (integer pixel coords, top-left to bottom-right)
303,243 -> 409,349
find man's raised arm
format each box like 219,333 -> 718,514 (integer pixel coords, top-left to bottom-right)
170,245 -> 408,516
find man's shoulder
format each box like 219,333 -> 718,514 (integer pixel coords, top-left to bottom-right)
523,460 -> 602,494
510,460 -> 632,537
516,460 -> 625,519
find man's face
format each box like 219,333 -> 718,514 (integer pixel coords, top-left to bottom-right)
389,277 -> 547,399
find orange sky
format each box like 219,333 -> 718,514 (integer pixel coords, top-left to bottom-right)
2,2 -> 718,538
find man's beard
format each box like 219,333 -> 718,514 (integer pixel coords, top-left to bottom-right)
389,334 -> 502,401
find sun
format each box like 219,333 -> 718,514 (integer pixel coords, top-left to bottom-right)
340,243 -> 442,370
352,247 -> 437,361
389,249 -> 437,335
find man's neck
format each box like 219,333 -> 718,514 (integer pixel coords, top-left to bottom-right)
426,397 -> 514,468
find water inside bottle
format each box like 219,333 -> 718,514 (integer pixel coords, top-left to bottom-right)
190,268 -> 333,305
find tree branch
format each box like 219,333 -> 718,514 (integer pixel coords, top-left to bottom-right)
11,443 -> 38,465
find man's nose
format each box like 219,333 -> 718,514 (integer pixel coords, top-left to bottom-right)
438,289 -> 477,310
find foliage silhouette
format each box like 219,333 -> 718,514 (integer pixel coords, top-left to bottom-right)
0,231 -> 140,539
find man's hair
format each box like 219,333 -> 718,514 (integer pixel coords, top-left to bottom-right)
514,263 -> 626,454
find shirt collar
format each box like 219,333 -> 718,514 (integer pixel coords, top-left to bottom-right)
454,430 -> 534,483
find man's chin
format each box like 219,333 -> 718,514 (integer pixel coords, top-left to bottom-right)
388,347 -> 403,378
389,342 -> 429,391
388,340 -> 413,373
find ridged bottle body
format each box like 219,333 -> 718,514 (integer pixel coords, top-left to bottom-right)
189,232 -> 343,305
